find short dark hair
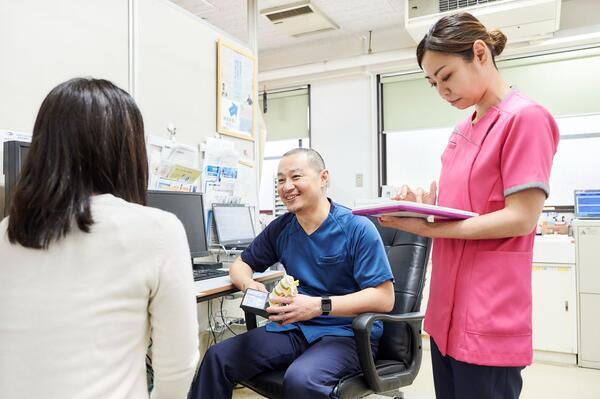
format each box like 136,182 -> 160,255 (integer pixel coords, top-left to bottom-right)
282,148 -> 326,172
416,12 -> 507,69
7,77 -> 148,249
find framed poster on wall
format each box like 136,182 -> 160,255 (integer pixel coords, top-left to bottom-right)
217,39 -> 257,141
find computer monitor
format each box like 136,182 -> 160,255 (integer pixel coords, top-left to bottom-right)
146,190 -> 210,258
212,204 -> 255,249
3,140 -> 30,216
574,189 -> 600,219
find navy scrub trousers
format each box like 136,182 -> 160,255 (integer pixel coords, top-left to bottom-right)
189,326 -> 377,399
430,338 -> 524,399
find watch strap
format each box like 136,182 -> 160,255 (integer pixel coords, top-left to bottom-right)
321,296 -> 332,316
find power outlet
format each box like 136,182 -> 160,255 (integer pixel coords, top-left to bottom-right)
355,173 -> 363,188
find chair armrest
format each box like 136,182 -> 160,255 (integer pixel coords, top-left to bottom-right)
352,311 -> 425,393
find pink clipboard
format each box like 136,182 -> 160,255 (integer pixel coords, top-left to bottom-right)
352,200 -> 478,220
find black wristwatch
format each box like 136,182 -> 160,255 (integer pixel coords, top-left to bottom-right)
321,296 -> 332,316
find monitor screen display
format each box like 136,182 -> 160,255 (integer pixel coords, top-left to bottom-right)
3,140 -> 31,216
575,189 -> 600,219
146,191 -> 209,257
212,204 -> 255,248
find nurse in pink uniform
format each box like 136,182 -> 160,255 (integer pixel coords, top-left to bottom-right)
379,12 -> 559,399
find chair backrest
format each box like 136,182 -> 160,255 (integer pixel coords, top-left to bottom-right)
367,217 -> 432,366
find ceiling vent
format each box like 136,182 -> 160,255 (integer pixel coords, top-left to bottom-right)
439,0 -> 501,13
261,1 -> 339,38
405,0 -> 562,44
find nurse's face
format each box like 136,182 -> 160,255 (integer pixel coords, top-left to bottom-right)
421,44 -> 489,110
277,153 -> 328,214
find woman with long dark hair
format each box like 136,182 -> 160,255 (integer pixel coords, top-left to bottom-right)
0,78 -> 199,398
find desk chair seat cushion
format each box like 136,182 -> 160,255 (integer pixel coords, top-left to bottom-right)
334,360 -> 407,399
241,370 -> 285,399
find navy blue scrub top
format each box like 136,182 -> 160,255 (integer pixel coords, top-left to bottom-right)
241,200 -> 393,343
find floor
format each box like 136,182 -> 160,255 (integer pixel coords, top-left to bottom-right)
232,348 -> 600,399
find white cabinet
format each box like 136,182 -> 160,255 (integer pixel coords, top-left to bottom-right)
579,294 -> 600,368
532,236 -> 577,357
576,223 -> 600,293
574,220 -> 600,369
531,263 -> 577,354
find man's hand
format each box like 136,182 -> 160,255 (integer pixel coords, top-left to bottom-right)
267,294 -> 321,326
242,280 -> 267,293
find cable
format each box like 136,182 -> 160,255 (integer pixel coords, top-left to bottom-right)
220,297 -> 238,336
146,338 -> 154,393
207,300 -> 218,346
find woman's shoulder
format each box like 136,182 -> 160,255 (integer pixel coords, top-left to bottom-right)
499,90 -> 554,121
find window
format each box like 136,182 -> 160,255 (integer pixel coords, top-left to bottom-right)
378,47 -> 600,191
259,87 -> 310,142
381,47 -> 600,133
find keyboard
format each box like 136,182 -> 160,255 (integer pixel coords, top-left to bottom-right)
193,268 -> 229,281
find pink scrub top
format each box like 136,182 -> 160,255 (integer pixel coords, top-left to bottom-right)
424,90 -> 559,367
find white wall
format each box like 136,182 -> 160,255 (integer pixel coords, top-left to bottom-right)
0,0 -> 254,147
0,0 -> 257,215
136,0 -> 221,144
310,75 -> 377,207
0,0 -> 130,214
0,0 -> 129,133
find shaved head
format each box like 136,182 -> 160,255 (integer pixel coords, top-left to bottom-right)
281,148 -> 325,173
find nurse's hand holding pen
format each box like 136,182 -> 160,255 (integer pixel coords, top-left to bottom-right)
378,181 -> 439,236
379,179 -> 546,240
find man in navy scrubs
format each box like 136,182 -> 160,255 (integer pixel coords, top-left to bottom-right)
190,148 -> 394,399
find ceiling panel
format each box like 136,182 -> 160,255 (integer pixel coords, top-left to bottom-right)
170,0 -> 405,50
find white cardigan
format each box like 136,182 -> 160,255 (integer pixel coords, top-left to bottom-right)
0,194 -> 199,399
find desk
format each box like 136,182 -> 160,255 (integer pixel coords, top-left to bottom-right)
194,270 -> 283,303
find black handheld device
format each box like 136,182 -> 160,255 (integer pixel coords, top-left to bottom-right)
240,288 -> 270,318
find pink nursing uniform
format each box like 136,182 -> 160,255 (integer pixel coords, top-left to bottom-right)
424,90 -> 559,367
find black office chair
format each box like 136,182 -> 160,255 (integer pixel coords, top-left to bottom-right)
241,217 -> 432,399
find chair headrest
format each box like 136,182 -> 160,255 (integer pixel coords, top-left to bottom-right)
366,216 -> 429,247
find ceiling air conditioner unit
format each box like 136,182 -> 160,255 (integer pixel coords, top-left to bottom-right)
261,0 -> 339,37
405,0 -> 561,44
